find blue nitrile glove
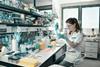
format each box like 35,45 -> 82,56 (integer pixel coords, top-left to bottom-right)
57,33 -> 68,40
55,22 -> 58,31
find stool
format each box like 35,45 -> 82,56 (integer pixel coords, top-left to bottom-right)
48,64 -> 65,67
73,54 -> 85,67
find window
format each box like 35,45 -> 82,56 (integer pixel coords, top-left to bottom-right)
62,5 -> 100,34
63,8 -> 78,29
82,7 -> 99,35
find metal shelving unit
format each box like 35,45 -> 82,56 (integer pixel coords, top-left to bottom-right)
0,3 -> 46,27
0,4 -> 42,17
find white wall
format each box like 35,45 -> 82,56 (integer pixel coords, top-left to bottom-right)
52,0 -> 62,31
61,0 -> 100,7
59,0 -> 96,4
35,0 -> 99,7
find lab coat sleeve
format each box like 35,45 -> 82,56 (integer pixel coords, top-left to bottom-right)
74,33 -> 83,44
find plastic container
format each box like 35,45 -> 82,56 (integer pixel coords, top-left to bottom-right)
39,41 -> 46,50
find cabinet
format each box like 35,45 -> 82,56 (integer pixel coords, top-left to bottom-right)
85,41 -> 99,59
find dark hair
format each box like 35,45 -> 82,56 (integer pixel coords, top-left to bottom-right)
66,18 -> 81,34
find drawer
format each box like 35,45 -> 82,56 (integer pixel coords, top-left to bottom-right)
85,52 -> 97,58
85,47 -> 98,52
85,42 -> 98,48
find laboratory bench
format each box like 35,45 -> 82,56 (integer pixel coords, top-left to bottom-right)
0,44 -> 66,67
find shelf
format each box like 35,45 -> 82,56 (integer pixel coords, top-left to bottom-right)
0,23 -> 46,27
0,4 -> 42,17
0,32 -> 14,35
7,23 -> 46,27
0,4 -> 48,27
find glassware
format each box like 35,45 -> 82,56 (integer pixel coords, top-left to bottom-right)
34,42 -> 40,49
20,44 -> 26,53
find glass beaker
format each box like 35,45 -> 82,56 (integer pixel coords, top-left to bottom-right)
20,44 -> 26,53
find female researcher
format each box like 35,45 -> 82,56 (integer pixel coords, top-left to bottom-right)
58,18 -> 83,66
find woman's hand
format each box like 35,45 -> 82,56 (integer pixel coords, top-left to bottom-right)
58,33 -> 68,40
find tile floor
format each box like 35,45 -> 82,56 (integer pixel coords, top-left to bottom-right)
77,58 -> 100,67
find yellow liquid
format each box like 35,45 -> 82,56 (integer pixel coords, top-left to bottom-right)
39,41 -> 46,50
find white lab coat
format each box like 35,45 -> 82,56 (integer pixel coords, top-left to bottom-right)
64,31 -> 83,63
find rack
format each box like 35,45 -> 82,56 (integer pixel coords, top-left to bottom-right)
0,4 -> 42,17
0,4 -> 47,27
